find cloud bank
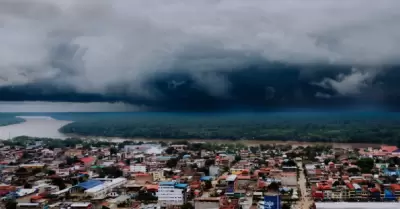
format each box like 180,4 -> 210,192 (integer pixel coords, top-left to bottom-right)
0,102 -> 143,113
1,0 -> 400,111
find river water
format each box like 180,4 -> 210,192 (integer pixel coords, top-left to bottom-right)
0,116 -> 72,140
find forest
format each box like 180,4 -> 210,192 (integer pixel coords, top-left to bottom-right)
55,112 -> 400,146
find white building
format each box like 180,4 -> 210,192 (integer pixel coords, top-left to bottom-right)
84,178 -> 127,199
280,173 -> 297,186
130,165 -> 147,173
209,165 -> 220,177
157,181 -> 188,207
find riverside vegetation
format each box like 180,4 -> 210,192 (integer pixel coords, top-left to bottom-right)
2,112 -> 400,146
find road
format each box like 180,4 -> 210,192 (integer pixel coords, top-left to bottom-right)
295,161 -> 313,209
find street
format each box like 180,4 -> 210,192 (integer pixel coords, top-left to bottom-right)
295,161 -> 313,209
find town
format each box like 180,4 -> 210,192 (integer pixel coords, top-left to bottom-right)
0,137 -> 400,209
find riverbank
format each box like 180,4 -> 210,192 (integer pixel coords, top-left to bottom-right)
68,135 -> 381,149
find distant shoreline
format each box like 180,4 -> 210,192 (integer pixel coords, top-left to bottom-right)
64,134 -> 382,149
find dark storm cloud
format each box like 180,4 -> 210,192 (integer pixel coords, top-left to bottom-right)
1,0 -> 400,111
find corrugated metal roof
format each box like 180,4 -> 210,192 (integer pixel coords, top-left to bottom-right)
75,180 -> 103,190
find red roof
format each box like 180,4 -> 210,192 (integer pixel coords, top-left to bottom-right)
237,175 -> 251,180
391,184 -> 400,191
312,191 -> 324,198
346,183 -> 354,190
381,146 -> 398,152
145,184 -> 158,191
369,188 -> 380,193
80,156 -> 95,164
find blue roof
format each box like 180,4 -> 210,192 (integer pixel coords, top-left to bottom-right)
156,156 -> 176,160
75,180 -> 103,190
384,168 -> 400,176
384,189 -> 396,199
175,183 -> 188,189
200,176 -> 213,181
159,181 -> 175,186
183,154 -> 191,159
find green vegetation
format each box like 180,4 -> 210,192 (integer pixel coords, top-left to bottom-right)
58,112 -> 400,145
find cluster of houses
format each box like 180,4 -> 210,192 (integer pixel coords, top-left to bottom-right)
308,145 -> 400,203
1,140 -> 400,209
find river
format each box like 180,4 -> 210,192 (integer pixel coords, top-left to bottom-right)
0,116 -> 72,140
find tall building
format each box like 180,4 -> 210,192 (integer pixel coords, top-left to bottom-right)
157,181 -> 188,207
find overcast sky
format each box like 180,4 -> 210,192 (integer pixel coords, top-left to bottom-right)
0,102 -> 143,112
1,0 -> 400,111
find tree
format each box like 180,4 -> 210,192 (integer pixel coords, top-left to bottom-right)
205,159 -> 215,167
267,182 -> 280,192
165,147 -> 177,155
356,158 -> 374,173
101,166 -> 123,178
282,203 -> 291,209
204,180 -> 212,190
22,151 -> 32,159
109,147 -> 118,156
46,170 -> 56,176
125,159 -> 131,166
332,181 -> 340,187
24,182 -> 32,188
52,177 -> 67,190
166,158 -> 179,168
181,203 -> 194,209
5,200 -> 17,209
235,155 -> 242,162
347,167 -> 360,174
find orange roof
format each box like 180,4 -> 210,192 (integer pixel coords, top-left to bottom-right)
80,156 -> 95,164
381,146 -> 398,152
145,184 -> 158,190
31,196 -> 43,200
237,175 -> 251,180
391,184 -> 400,191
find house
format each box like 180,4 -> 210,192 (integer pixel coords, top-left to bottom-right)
134,173 -> 153,184
281,172 -> 297,187
194,197 -> 220,209
157,181 -> 188,207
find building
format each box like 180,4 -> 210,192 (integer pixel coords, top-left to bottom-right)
225,175 -> 237,195
281,172 -> 297,187
157,181 -> 188,207
130,164 -> 147,173
170,145 -> 187,152
134,173 -> 153,184
194,197 -> 220,209
209,165 -> 220,177
84,178 -> 127,199
150,170 -> 164,182
69,180 -> 104,197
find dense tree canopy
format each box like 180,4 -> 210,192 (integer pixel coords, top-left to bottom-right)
356,158 -> 375,173
56,112 -> 400,145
